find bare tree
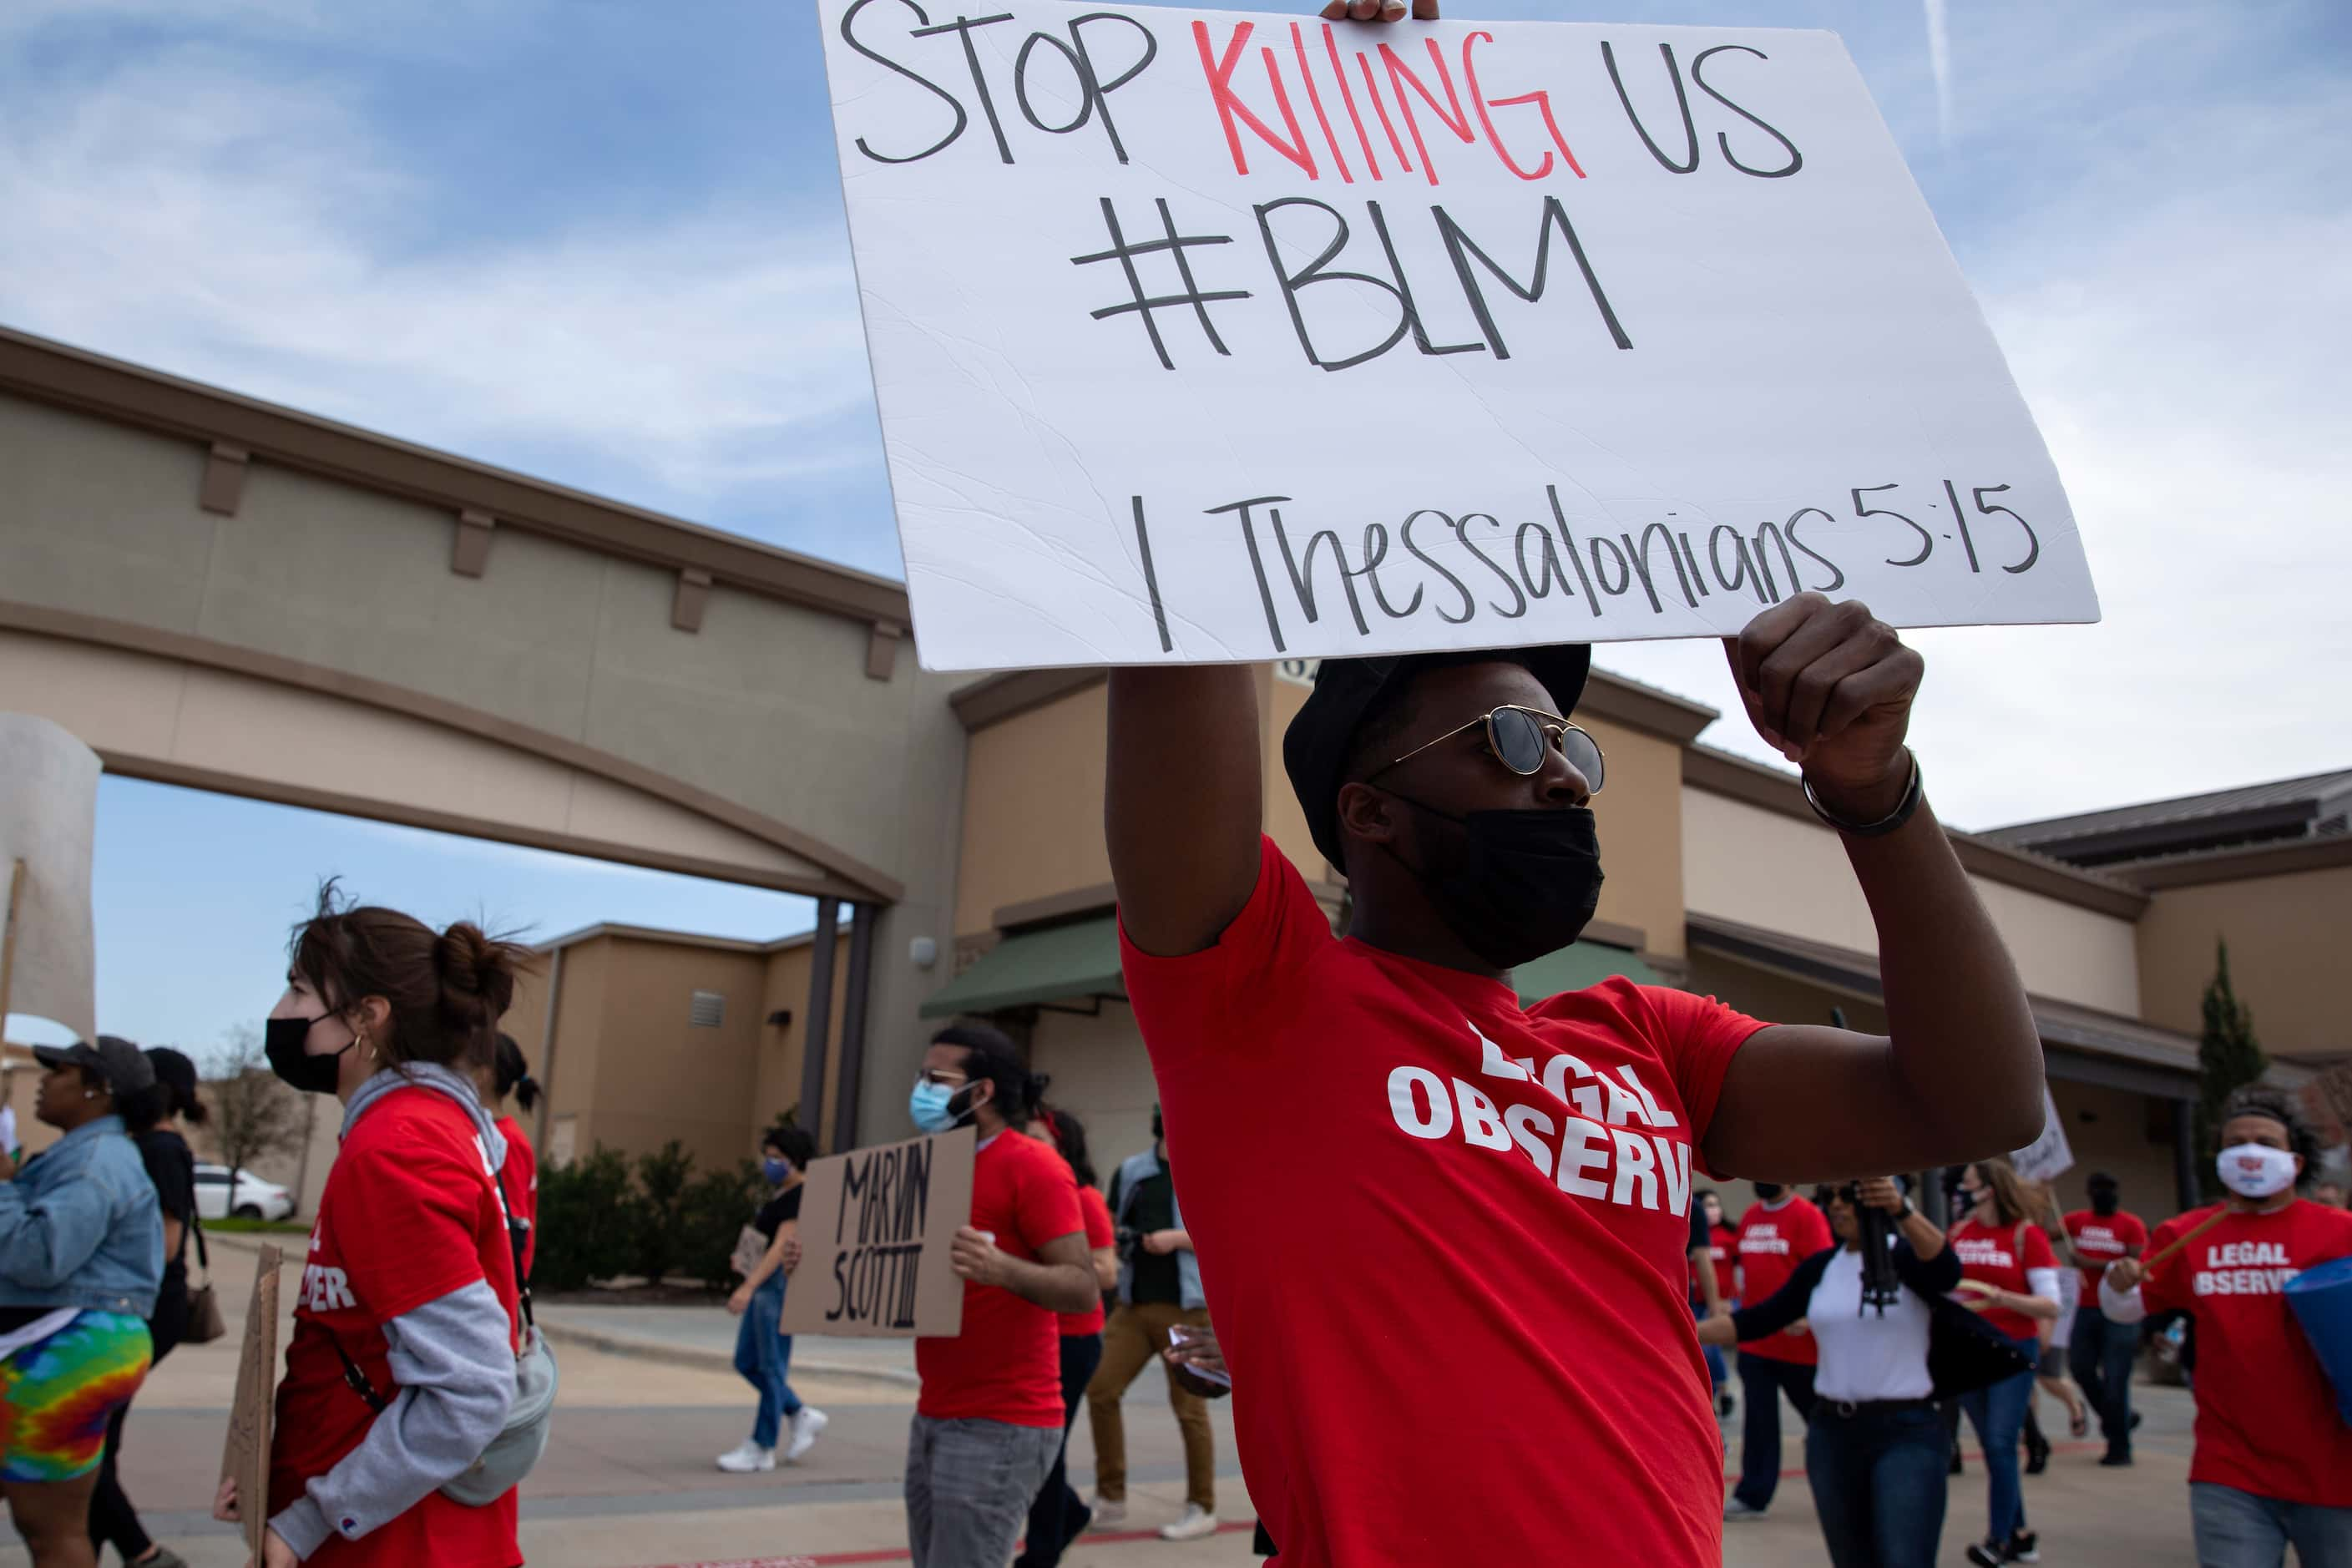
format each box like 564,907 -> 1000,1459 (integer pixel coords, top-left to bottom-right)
209,1024 -> 309,1208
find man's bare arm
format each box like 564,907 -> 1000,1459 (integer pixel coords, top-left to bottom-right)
1106,667 -> 1265,957
1702,597 -> 2043,1180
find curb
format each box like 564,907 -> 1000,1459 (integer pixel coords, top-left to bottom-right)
530,1318 -> 924,1390
205,1233 -> 923,1389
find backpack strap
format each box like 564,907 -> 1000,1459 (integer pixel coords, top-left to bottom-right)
328,1330 -> 392,1415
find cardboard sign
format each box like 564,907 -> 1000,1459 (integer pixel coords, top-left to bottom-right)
782,1125 -> 976,1338
2011,1087 -> 2075,1186
220,1244 -> 285,1559
0,715 -> 100,1038
819,4 -> 2098,670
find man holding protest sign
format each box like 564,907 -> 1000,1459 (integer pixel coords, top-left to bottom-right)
1110,592 -> 2044,1563
904,1026 -> 1098,1568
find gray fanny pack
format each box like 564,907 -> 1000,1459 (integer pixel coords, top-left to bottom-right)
331,1151 -> 557,1506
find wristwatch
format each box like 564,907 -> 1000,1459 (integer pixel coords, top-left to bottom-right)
1896,1200 -> 1917,1221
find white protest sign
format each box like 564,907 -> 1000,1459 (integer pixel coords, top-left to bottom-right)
2011,1086 -> 2074,1186
819,3 -> 2098,670
0,715 -> 101,1039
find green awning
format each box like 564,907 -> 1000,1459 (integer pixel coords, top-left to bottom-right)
1515,941 -> 1663,1005
919,917 -> 1125,1018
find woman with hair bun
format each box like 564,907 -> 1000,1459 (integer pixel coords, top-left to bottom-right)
214,888 -> 531,1568
473,1036 -> 541,1281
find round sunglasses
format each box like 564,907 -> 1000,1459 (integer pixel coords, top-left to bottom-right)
1377,705 -> 1606,792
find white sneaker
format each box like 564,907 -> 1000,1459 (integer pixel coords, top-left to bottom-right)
1723,1498 -> 1768,1522
1090,1498 -> 1126,1530
1160,1505 -> 1218,1542
784,1407 -> 828,1461
716,1440 -> 776,1474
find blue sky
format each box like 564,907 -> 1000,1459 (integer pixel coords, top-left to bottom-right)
3,0 -> 2347,1052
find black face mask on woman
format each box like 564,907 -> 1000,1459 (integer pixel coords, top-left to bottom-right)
1386,799 -> 1605,970
266,1014 -> 356,1096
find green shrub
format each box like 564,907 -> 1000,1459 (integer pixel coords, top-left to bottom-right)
681,1161 -> 770,1290
533,1147 -> 634,1292
629,1141 -> 695,1286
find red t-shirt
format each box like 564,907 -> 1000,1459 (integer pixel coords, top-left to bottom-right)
1061,1186 -> 1114,1338
1734,1197 -> 1833,1364
914,1130 -> 1081,1428
271,1088 -> 522,1568
1950,1216 -> 2059,1341
2062,1207 -> 2146,1299
1687,1222 -> 1737,1302
2139,1200 -> 2352,1506
1122,837 -> 1765,1568
494,1115 -> 539,1279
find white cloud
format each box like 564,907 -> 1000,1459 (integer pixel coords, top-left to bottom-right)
1603,77 -> 2352,831
0,45 -> 876,500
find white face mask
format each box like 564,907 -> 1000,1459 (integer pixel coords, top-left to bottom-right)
2216,1142 -> 2299,1201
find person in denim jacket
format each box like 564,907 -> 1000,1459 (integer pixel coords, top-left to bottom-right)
0,1035 -> 164,1568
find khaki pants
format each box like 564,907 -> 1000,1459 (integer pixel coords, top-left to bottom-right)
1084,1302 -> 1215,1512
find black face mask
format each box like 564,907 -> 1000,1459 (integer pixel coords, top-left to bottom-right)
266,1014 -> 355,1096
2090,1188 -> 2120,1217
1386,799 -> 1604,970
1752,1182 -> 1786,1201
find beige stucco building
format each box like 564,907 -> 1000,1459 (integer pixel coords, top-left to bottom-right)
3,326 -> 2342,1227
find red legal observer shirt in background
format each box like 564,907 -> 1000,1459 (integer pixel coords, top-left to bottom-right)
1686,1222 -> 1735,1302
915,1130 -> 1081,1428
1123,837 -> 1768,1567
271,1089 -> 522,1568
1949,1216 -> 2058,1341
1060,1185 -> 1114,1338
494,1114 -> 539,1277
2062,1206 -> 2147,1298
1735,1196 -> 1832,1363
2138,1199 -> 2352,1507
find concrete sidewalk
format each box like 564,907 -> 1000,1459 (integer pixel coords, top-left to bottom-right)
20,1239 -> 2204,1566
534,1301 -> 923,1388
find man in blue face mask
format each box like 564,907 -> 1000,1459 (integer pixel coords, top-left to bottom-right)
903,1025 -> 1100,1568
1104,590 -> 2048,1564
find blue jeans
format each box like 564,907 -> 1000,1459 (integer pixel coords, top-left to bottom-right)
2191,1483 -> 2352,1568
1692,1297 -> 1728,1390
1957,1337 -> 2040,1544
733,1272 -> 803,1448
1734,1351 -> 1818,1510
2066,1302 -> 2138,1457
1804,1401 -> 1949,1568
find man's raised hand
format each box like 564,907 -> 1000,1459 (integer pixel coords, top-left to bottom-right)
1318,0 -> 1439,22
1726,594 -> 1923,821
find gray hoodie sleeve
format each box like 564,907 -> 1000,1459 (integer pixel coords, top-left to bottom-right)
270,1280 -> 515,1560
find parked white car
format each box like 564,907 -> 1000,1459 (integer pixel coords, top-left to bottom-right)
194,1164 -> 296,1222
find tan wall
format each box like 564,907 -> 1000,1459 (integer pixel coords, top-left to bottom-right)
2136,862 -> 2352,1059
1681,787 -> 2140,1013
1586,718 -> 1685,959
540,939 -> 613,1162
1024,1001 -> 1160,1178
953,684 -> 1112,936
756,934 -> 852,1146
558,936 -> 769,1173
2046,1079 -> 2185,1227
0,630 -> 832,891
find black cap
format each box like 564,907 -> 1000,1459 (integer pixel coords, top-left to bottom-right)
1281,645 -> 1593,870
34,1036 -> 157,1099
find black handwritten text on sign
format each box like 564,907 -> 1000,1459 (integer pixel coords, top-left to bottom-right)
818,3 -> 2098,670
827,1141 -> 933,1330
